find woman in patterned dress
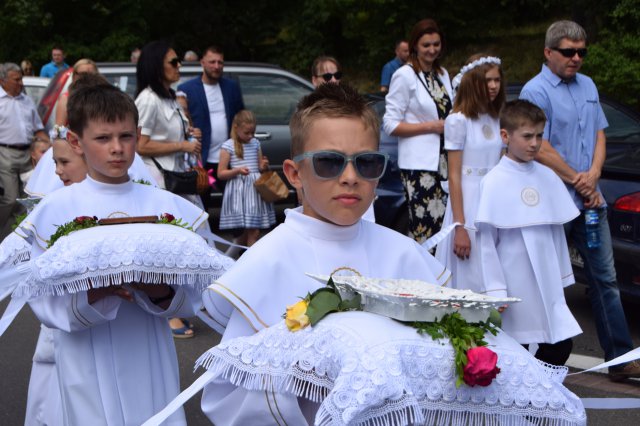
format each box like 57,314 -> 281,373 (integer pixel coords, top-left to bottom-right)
383,18 -> 453,243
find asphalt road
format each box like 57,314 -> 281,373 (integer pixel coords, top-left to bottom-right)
1,281 -> 639,425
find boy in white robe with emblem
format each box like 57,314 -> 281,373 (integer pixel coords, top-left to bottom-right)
23,84 -> 210,425
201,83 -> 451,425
475,100 -> 582,366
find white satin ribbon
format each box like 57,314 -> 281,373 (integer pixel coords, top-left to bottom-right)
141,370 -> 218,426
421,221 -> 461,251
569,346 -> 640,375
581,398 -> 640,409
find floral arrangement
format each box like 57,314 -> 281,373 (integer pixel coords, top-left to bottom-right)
285,276 -> 501,387
47,213 -> 192,248
47,216 -> 98,248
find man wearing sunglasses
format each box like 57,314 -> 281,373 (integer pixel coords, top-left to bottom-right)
521,20 -> 640,381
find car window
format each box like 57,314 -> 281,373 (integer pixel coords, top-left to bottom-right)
24,86 -> 47,105
102,73 -> 137,98
601,101 -> 640,141
234,73 -> 311,125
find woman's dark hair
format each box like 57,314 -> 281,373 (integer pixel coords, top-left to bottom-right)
136,40 -> 175,99
408,18 -> 445,75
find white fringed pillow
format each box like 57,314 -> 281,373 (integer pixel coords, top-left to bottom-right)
16,223 -> 234,297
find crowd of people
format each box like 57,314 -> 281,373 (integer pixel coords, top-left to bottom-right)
0,16 -> 637,426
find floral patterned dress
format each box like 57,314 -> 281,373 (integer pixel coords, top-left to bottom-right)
400,70 -> 452,243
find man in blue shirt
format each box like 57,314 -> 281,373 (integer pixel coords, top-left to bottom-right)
521,20 -> 639,381
379,40 -> 409,93
39,46 -> 69,78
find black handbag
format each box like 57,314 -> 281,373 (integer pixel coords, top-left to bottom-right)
151,157 -> 200,194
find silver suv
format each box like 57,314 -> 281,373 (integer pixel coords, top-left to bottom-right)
38,62 -> 314,200
97,62 -> 314,178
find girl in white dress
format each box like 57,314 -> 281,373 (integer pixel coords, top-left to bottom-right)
218,110 -> 275,246
436,54 -> 506,292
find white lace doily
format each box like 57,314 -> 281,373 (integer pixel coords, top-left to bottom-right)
197,311 -> 585,426
0,233 -> 31,268
15,223 -> 235,297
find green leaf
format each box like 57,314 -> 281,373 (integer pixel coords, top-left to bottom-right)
306,291 -> 341,325
338,293 -> 361,310
488,308 -> 502,328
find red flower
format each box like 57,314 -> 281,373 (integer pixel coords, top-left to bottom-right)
463,347 -> 501,387
75,216 -> 97,224
160,213 -> 175,222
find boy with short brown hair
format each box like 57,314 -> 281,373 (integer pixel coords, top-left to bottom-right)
23,84 -> 211,425
201,83 -> 450,425
475,99 -> 582,366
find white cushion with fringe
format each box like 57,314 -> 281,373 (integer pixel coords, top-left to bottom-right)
15,223 -> 234,298
196,311 -> 586,426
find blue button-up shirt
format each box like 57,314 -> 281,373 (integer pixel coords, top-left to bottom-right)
380,57 -> 403,88
520,64 -> 608,209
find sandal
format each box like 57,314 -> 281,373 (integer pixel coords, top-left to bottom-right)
182,319 -> 195,330
171,325 -> 194,339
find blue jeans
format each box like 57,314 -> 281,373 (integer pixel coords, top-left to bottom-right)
566,207 -> 633,361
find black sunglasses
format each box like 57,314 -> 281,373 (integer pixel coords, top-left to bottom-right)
318,71 -> 343,82
168,57 -> 181,67
293,150 -> 388,180
551,47 -> 587,58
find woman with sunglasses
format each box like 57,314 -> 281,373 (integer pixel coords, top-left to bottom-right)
135,40 -> 202,193
311,55 -> 342,87
383,18 -> 453,244
55,58 -> 99,126
135,40 -> 204,339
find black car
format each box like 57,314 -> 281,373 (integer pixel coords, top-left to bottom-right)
372,86 -> 640,298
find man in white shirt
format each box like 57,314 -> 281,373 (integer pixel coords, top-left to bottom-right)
178,46 -> 244,190
0,63 -> 49,239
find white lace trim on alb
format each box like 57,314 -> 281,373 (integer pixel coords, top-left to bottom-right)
196,311 -> 586,426
14,223 -> 235,298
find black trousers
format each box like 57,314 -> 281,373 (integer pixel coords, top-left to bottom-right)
523,338 -> 573,366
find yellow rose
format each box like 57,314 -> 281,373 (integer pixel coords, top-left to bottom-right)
285,299 -> 310,332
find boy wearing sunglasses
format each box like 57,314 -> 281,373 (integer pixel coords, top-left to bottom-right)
521,20 -> 640,380
201,83 -> 450,425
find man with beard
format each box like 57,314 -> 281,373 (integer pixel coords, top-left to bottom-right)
178,46 -> 244,187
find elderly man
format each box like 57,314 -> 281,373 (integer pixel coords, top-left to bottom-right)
0,63 -> 49,237
380,40 -> 409,92
39,46 -> 69,78
178,46 -> 244,187
520,20 -> 640,381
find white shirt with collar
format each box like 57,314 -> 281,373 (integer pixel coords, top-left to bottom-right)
382,64 -> 452,171
135,87 -> 188,173
0,86 -> 43,145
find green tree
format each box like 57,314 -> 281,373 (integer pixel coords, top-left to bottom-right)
581,0 -> 640,109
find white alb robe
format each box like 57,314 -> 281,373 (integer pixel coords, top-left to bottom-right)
201,207 -> 451,425
475,156 -> 582,344
23,176 -> 208,426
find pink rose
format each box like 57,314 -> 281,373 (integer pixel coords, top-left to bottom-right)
161,213 -> 175,222
463,346 -> 501,387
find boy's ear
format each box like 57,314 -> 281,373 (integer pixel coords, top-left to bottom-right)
283,159 -> 303,190
500,129 -> 509,145
67,130 -> 84,155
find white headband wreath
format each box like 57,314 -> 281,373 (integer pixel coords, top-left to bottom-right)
451,56 -> 502,97
49,124 -> 69,141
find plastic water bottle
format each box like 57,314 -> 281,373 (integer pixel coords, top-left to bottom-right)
585,209 -> 600,249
